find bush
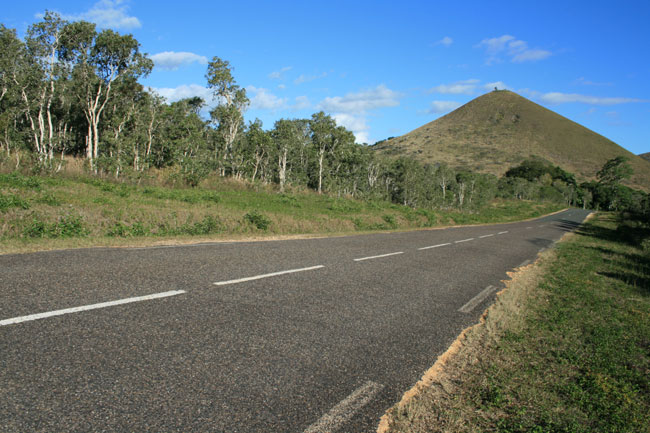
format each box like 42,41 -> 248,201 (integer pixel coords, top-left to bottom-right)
382,214 -> 398,229
0,192 -> 30,212
244,210 -> 271,230
23,215 -> 88,238
107,221 -> 150,237
0,172 -> 42,189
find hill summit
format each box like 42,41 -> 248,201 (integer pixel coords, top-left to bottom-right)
374,90 -> 650,190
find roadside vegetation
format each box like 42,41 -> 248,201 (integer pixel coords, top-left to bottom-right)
381,212 -> 650,432
0,167 -> 565,254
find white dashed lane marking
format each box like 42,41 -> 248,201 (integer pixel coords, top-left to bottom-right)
214,265 -> 325,285
0,290 -> 186,326
418,243 -> 451,250
458,285 -> 498,313
354,252 -> 403,262
455,238 -> 474,243
479,234 -> 494,238
303,381 -> 384,433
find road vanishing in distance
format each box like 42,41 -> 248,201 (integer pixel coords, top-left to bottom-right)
0,209 -> 591,432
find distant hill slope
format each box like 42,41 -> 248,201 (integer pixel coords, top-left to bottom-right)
373,90 -> 650,190
640,152 -> 650,163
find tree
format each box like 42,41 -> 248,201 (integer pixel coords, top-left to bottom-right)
595,156 -> 634,211
271,119 -> 299,193
309,111 -> 337,194
244,119 -> 273,182
206,57 -> 249,175
597,156 -> 633,186
0,25 -> 26,160
60,22 -> 153,171
8,12 -> 69,165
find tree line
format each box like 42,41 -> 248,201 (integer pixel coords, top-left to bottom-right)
1,13 -> 647,217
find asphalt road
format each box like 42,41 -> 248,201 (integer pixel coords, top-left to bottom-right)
0,209 -> 591,432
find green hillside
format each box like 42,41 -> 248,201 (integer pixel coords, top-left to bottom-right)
374,90 -> 650,190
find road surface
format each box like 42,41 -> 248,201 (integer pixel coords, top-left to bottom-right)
0,209 -> 590,432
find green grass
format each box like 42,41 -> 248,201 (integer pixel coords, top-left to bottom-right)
0,171 -> 565,254
384,213 -> 650,432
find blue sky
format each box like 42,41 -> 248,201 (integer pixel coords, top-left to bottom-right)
3,0 -> 649,154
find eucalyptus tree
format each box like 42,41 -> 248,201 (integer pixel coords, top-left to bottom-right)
243,119 -> 273,183
0,25 -> 26,158
205,57 -> 249,175
9,12 -> 68,165
155,98 -> 209,185
271,119 -> 300,192
133,90 -> 165,171
323,126 -> 358,196
309,111 -> 337,194
60,21 -> 152,171
389,157 -> 425,207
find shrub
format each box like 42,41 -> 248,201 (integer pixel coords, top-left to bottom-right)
23,215 -> 87,238
0,172 -> 42,189
244,210 -> 271,230
0,193 -> 29,212
382,214 -> 398,229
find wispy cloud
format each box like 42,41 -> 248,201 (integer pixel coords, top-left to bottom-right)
430,79 -> 479,95
429,100 -> 462,114
246,86 -> 287,111
317,84 -> 402,144
318,84 -> 401,113
483,81 -> 511,91
477,35 -> 551,64
269,66 -> 292,80
538,92 -> 647,105
149,84 -> 213,104
575,77 -> 613,86
150,51 -> 208,70
435,36 -> 453,47
52,0 -> 141,30
292,96 -> 311,111
294,72 -> 328,85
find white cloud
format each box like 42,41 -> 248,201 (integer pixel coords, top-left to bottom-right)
575,77 -> 613,86
315,85 -> 402,144
332,113 -> 370,143
294,72 -> 328,85
483,81 -> 511,91
318,84 -> 401,113
58,0 -> 141,30
429,100 -> 462,113
292,96 -> 311,111
538,92 -> 647,105
246,86 -> 287,111
436,36 -> 453,46
148,84 -> 213,104
512,49 -> 551,63
477,35 -> 551,64
430,79 -> 479,95
269,66 -> 292,80
478,35 -> 515,58
150,51 -> 208,70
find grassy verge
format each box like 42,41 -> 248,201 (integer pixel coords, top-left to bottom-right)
381,212 -> 649,432
0,171 -> 564,254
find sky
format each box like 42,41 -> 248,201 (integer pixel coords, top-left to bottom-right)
2,0 -> 649,154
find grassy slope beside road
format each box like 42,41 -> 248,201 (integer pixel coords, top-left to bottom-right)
0,172 -> 563,254
380,213 -> 649,432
